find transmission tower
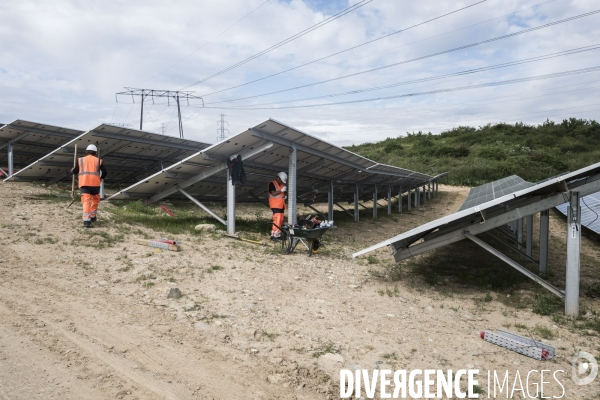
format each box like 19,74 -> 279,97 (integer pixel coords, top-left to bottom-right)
216,114 -> 230,141
115,87 -> 204,138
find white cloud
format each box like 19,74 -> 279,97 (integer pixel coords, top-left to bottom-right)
1,0 -> 599,146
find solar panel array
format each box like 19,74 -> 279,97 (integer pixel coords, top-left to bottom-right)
4,124 -> 211,185
108,119 -> 434,204
0,120 -> 82,171
353,162 -> 600,259
555,192 -> 600,234
458,175 -> 534,211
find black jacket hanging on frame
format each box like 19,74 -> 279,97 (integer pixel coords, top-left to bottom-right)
228,154 -> 246,185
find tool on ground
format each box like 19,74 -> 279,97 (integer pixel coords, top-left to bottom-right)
159,205 -> 175,217
480,329 -> 554,360
136,238 -> 181,251
66,144 -> 78,209
222,232 -> 267,246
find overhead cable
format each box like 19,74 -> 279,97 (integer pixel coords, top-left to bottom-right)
180,0 -> 373,89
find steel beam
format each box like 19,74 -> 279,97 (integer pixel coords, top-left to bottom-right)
354,184 -> 359,222
328,180 -> 333,220
464,233 -> 565,299
407,187 -> 411,211
526,215 -> 533,257
539,210 -> 549,278
335,202 -> 354,218
398,185 -> 402,213
288,144 -> 297,225
373,185 -> 377,219
7,141 -> 13,176
100,180 -> 105,199
91,131 -> 202,152
565,191 -> 582,316
297,158 -> 326,174
178,188 -> 226,226
143,141 -> 273,205
517,218 -> 523,249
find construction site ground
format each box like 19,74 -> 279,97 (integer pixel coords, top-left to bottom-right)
1,181 -> 599,399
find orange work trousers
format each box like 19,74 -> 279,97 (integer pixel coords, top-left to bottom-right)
271,211 -> 284,237
81,193 -> 101,221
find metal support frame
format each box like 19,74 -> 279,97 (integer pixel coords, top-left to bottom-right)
100,180 -> 105,199
428,181 -> 431,199
539,210 -> 549,278
423,184 -> 427,204
414,186 -> 418,207
491,229 -> 539,265
464,233 -> 565,299
517,218 -> 523,249
288,144 -> 297,225
407,187 -> 411,211
335,202 -> 354,218
354,184 -> 359,222
328,180 -> 334,220
178,188 -> 226,226
387,186 -> 392,215
7,141 -> 13,176
142,141 -> 273,205
373,185 -> 377,219
226,169 -> 236,235
526,215 -> 533,257
398,185 -> 402,213
566,191 -> 582,316
91,131 -> 201,152
306,204 -> 326,219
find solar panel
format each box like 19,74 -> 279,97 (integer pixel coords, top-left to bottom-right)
4,124 -> 211,185
107,119 -> 434,204
0,120 -> 83,172
353,162 -> 600,260
556,192 -> 600,234
458,175 -> 534,211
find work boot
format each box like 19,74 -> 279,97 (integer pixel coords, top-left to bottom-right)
83,221 -> 91,228
90,217 -> 97,222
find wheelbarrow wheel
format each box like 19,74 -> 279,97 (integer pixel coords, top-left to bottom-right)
308,239 -> 320,256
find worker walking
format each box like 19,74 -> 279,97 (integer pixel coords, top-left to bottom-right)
71,144 -> 108,228
269,171 -> 287,241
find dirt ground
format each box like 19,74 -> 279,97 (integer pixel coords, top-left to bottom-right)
1,181 -> 599,399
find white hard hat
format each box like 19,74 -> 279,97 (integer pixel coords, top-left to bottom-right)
86,144 -> 98,152
277,171 -> 287,183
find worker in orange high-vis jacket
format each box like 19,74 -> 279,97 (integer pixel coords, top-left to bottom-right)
268,171 -> 287,241
71,144 -> 108,228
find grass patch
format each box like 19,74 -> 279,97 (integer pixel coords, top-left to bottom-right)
206,265 -> 223,273
532,293 -> 560,316
532,325 -> 556,340
312,341 -> 339,358
34,236 -> 59,245
260,330 -> 280,341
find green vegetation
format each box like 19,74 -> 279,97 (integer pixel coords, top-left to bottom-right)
345,118 -> 600,186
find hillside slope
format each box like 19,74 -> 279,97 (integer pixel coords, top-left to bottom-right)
345,118 -> 600,186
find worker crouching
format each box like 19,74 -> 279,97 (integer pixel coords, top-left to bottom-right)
71,144 -> 108,228
269,171 -> 287,241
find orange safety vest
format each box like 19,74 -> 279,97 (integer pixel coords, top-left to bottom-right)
268,180 -> 286,209
78,155 -> 102,187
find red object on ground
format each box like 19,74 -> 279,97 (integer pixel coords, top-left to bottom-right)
480,331 -> 485,339
159,205 -> 175,217
156,238 -> 177,245
541,350 -> 549,360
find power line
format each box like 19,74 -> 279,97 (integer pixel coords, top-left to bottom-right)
204,9 -> 600,105
179,0 -> 373,90
136,0 -> 271,85
207,44 -> 600,107
199,66 -> 600,110
200,0 -> 491,97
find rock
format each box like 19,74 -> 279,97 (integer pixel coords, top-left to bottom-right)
466,364 -> 474,369
267,374 -> 285,385
167,288 -> 182,299
250,348 -> 259,354
194,322 -> 210,331
348,284 -> 360,289
269,357 -> 283,365
183,302 -> 196,311
97,280 -> 108,286
195,224 -> 216,232
214,320 -> 223,327
584,310 -> 594,320
586,330 -> 597,336
426,306 -> 433,311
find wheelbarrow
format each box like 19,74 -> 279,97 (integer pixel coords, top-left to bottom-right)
271,220 -> 332,257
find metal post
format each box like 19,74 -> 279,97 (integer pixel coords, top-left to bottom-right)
226,168 -> 236,235
517,218 -> 523,249
387,185 -> 392,215
407,187 -> 411,211
566,191 -> 582,317
176,94 -> 184,139
428,182 -> 431,199
328,180 -> 334,221
436,180 -> 439,193
288,144 -> 297,225
373,185 -> 377,219
140,90 -> 144,130
398,185 -> 402,213
423,184 -> 427,204
100,180 -> 105,199
354,184 -> 359,222
7,141 -> 13,176
414,186 -> 418,207
526,215 -> 533,257
539,210 -> 549,278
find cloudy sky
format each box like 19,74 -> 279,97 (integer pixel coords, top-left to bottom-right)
1,0 -> 599,146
